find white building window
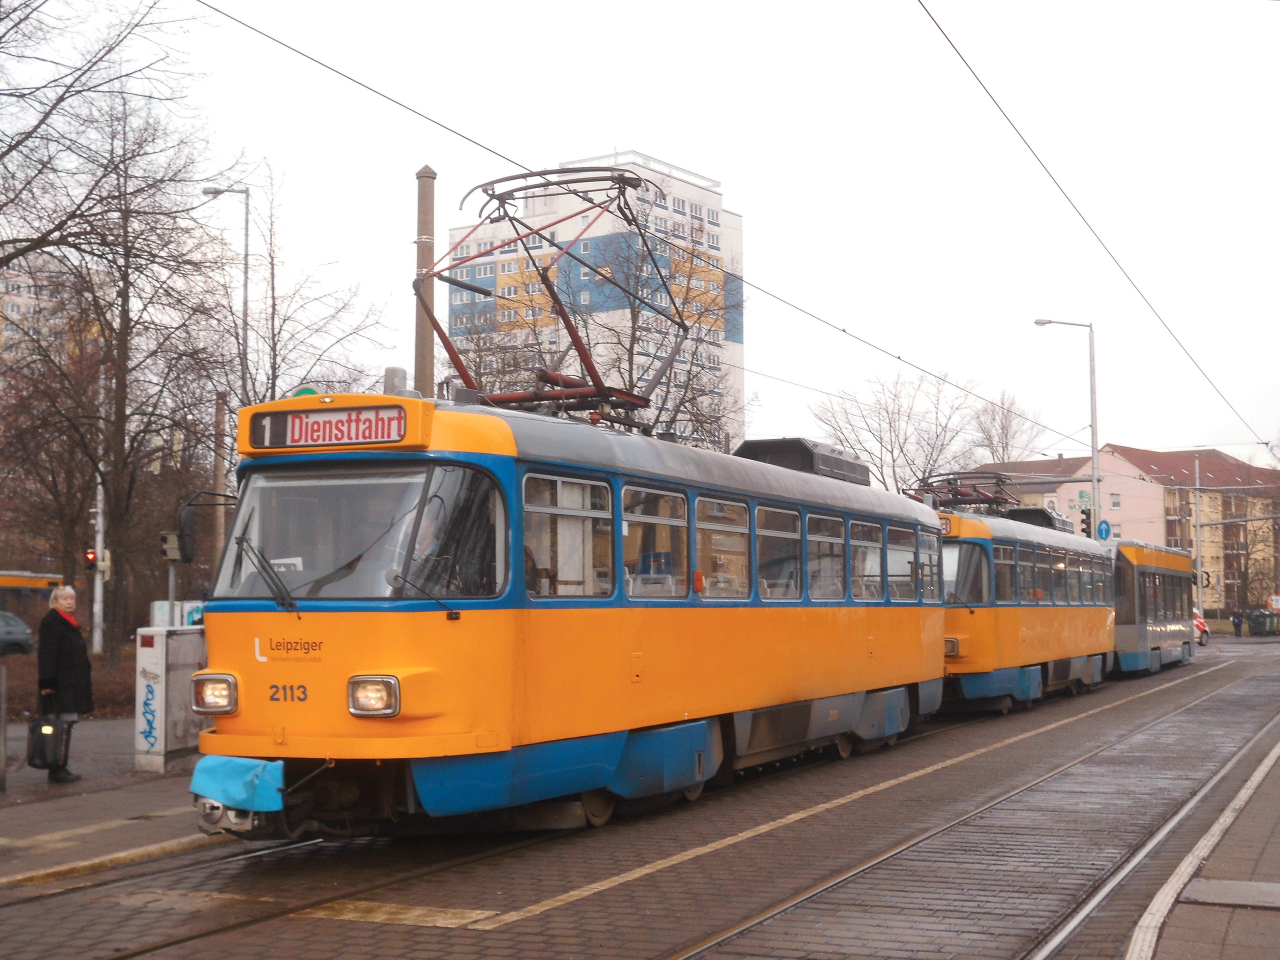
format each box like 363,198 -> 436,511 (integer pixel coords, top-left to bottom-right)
500,285 -> 518,298
524,306 -> 543,319
500,261 -> 519,274
672,197 -> 686,214
451,291 -> 470,304
671,222 -> 686,238
478,241 -> 495,253
524,258 -> 542,269
1111,493 -> 1121,509
476,291 -> 493,301
690,202 -> 703,219
707,209 -> 720,226
524,283 -> 540,296
673,273 -> 688,286
500,309 -> 518,323
452,244 -> 471,259
474,264 -> 495,278
451,267 -> 471,280
709,256 -> 721,269
1111,525 -> 1122,539
691,278 -> 705,291
655,291 -> 670,306
673,246 -> 688,261
708,233 -> 720,249
710,281 -> 722,295
500,241 -> 517,253
580,240 -> 590,254
580,291 -> 590,305
580,266 -> 591,280
654,217 -> 668,232
654,190 -> 667,208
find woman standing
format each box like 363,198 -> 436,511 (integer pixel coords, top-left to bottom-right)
37,585 -> 93,784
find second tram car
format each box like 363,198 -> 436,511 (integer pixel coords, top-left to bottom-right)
939,511 -> 1114,707
1111,540 -> 1196,672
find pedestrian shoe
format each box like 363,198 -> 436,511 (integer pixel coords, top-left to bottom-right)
48,769 -> 82,784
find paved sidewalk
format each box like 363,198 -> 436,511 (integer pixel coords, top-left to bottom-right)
2,717 -> 197,809
1154,743 -> 1280,959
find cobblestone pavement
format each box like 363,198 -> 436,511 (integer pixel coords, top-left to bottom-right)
0,649 -> 1276,960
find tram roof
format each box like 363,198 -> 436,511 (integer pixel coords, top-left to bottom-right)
453,403 -> 939,527
949,511 -> 1112,556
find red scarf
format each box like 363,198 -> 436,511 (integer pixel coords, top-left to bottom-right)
57,609 -> 79,629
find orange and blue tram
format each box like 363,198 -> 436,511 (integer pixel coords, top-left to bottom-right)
190,393 -> 946,837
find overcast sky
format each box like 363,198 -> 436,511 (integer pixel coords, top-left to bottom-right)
177,0 -> 1280,464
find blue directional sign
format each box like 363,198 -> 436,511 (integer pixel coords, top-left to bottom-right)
1097,519 -> 1112,541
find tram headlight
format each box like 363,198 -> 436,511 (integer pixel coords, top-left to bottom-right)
192,674 -> 238,714
944,638 -> 960,657
348,676 -> 400,717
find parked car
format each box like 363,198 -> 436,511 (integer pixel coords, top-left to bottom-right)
0,612 -> 33,656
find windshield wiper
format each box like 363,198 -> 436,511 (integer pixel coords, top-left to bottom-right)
236,532 -> 300,616
386,570 -> 460,620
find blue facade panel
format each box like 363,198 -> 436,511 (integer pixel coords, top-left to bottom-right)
723,272 -> 744,344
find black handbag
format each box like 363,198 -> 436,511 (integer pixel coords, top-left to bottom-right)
26,696 -> 69,770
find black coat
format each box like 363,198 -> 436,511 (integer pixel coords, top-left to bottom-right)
37,609 -> 93,715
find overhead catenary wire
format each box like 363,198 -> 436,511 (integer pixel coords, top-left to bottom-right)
191,0 -> 1088,448
914,0 -> 1266,447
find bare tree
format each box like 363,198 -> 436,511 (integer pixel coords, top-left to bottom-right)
2,87 -> 225,660
972,390 -> 1045,464
0,0 -> 171,269
813,373 -> 976,492
208,170 -> 383,409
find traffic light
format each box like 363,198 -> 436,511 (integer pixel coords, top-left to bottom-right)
1080,508 -> 1092,537
1203,571 -> 1211,588
83,549 -> 97,571
100,549 -> 112,583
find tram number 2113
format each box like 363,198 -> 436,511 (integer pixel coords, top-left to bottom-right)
269,684 -> 308,702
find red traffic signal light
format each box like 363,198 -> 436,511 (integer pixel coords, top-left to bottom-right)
84,549 -> 98,571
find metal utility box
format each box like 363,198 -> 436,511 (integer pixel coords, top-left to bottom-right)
135,626 -> 211,772
733,438 -> 871,486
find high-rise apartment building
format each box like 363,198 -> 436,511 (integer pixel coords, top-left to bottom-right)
444,151 -> 744,449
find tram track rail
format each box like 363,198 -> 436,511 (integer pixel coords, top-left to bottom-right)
3,659 -> 1251,960
662,658 -> 1280,960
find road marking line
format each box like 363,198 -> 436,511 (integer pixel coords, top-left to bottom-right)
298,901 -> 498,927
0,805 -> 194,849
468,661 -> 1236,930
0,833 -> 234,887
1124,734 -> 1280,959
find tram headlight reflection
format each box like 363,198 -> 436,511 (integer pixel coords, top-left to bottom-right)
348,676 -> 400,717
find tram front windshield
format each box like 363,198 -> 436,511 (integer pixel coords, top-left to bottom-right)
212,463 -> 506,601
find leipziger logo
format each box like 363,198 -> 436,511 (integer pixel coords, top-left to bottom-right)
254,637 -> 324,662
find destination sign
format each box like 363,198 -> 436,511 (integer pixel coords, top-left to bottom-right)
249,406 -> 407,449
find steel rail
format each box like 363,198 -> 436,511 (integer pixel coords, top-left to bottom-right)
661,660 -> 1268,960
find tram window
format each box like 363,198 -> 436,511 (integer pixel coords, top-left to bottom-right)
920,534 -> 942,602
1080,557 -> 1093,604
1094,559 -> 1106,604
1018,545 -> 1037,603
850,521 -> 884,600
1104,563 -> 1114,606
1036,550 -> 1052,605
757,507 -> 801,600
1051,551 -> 1068,604
943,542 -> 990,605
994,545 -> 1017,603
523,474 -> 613,597
886,526 -> 918,601
696,498 -> 750,598
1066,553 -> 1082,604
214,463 -> 508,601
807,514 -> 846,600
622,487 -> 688,598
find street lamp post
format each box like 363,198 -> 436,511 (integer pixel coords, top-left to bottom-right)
1035,319 -> 1100,541
203,186 -> 250,400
